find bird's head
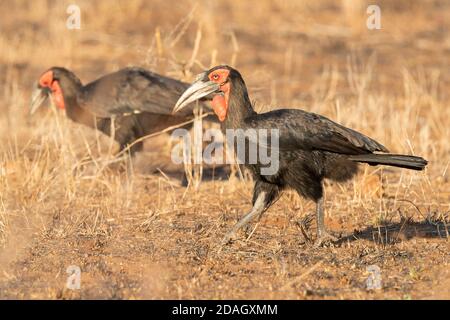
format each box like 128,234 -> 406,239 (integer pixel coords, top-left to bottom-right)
173,65 -> 244,122
30,67 -> 80,114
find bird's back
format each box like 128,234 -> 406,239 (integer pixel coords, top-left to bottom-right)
80,67 -> 206,118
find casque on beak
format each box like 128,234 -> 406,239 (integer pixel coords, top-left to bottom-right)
29,83 -> 50,115
173,73 -> 220,114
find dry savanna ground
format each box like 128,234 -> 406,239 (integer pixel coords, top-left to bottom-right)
0,0 -> 449,299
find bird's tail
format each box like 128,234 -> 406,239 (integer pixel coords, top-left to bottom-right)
348,153 -> 428,171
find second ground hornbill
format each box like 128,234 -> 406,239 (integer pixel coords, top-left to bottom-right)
30,67 -> 211,155
173,65 -> 428,246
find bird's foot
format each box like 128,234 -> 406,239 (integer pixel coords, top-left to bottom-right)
221,223 -> 256,246
314,231 -> 339,247
221,230 -> 238,245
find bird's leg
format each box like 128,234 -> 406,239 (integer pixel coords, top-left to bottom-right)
222,191 -> 267,245
314,196 -> 338,247
107,116 -> 116,158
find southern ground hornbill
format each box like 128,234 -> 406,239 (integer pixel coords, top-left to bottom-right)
30,67 -> 211,155
173,65 -> 428,246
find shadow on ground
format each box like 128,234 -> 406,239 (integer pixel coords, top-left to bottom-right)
338,219 -> 449,245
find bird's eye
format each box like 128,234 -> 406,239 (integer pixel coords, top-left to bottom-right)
212,74 -> 220,81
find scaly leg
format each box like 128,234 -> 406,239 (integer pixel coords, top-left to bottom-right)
222,191 -> 267,245
107,116 -> 116,157
222,181 -> 280,245
314,196 -> 338,247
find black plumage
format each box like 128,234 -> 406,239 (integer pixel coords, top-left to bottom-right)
173,65 -> 428,245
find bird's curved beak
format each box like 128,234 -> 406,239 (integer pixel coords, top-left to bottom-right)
173,75 -> 220,114
30,83 -> 50,115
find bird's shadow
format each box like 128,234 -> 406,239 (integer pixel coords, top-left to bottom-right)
336,218 -> 449,245
157,165 -> 232,186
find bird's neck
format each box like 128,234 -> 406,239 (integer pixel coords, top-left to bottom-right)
224,83 -> 256,129
55,73 -> 84,119
54,74 -> 100,129
63,96 -> 83,120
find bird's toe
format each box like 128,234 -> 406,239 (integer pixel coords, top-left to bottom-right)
314,232 -> 339,248
221,231 -> 238,245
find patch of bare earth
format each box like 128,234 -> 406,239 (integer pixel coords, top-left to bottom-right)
0,173 -> 448,299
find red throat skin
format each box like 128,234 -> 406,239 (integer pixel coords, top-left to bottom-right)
211,95 -> 228,122
50,81 -> 65,110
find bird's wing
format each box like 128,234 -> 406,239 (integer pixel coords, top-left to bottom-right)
244,109 -> 389,155
79,67 -> 205,118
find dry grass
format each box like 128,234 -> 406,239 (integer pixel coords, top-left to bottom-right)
0,0 -> 449,299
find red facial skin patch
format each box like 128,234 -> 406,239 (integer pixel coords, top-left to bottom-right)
39,70 -> 53,87
39,70 -> 66,110
208,69 -> 231,122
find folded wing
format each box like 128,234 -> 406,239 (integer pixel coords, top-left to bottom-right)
244,109 -> 389,155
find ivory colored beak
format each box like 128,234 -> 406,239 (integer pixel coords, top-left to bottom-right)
30,85 -> 50,115
173,79 -> 219,114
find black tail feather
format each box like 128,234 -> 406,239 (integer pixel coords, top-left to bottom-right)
348,153 -> 428,171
